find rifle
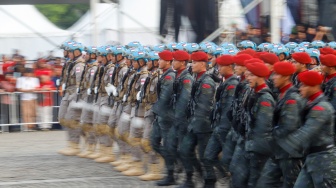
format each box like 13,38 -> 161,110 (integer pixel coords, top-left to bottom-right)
76,63 -> 87,102
87,65 -> 98,103
95,66 -> 105,103
124,73 -> 139,103
63,61 -> 75,96
211,82 -> 224,125
108,66 -> 118,105
119,67 -> 132,91
140,76 -> 150,103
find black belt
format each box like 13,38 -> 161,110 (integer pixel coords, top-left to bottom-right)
308,144 -> 334,154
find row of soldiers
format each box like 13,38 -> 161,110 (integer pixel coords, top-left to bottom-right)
57,40 -> 336,188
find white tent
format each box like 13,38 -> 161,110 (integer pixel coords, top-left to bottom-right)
68,1 -> 161,46
0,5 -> 71,60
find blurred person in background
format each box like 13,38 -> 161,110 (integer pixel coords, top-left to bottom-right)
37,73 -> 55,130
0,73 -> 16,132
16,68 -> 40,131
35,58 -> 52,78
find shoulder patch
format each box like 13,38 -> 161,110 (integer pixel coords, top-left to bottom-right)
183,79 -> 191,84
141,78 -> 146,85
90,69 -> 95,75
202,83 -> 211,89
227,85 -> 235,90
164,75 -> 172,80
260,101 -> 271,107
312,106 -> 325,111
285,100 -> 296,105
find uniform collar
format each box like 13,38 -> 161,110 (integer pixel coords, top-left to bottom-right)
254,83 -> 267,93
177,68 -> 186,77
240,75 -> 245,82
196,71 -> 206,80
308,91 -> 323,103
162,68 -> 169,74
279,83 -> 292,98
325,72 -> 336,82
224,74 -> 233,80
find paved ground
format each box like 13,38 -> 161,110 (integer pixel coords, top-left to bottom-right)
0,131 -> 229,188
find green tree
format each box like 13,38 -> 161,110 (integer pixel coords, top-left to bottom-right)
35,4 -> 89,29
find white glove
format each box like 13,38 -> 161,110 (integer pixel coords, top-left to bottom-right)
56,79 -> 60,86
87,88 -> 92,95
76,88 -> 80,94
136,91 -> 141,101
122,94 -> 127,102
94,86 -> 98,94
62,83 -> 66,91
105,83 -> 118,96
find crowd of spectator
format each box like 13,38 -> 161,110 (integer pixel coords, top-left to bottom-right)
0,50 -> 64,132
219,23 -> 335,45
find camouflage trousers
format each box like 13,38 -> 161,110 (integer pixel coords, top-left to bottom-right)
179,130 -> 212,175
230,139 -> 249,188
294,149 -> 336,188
256,158 -> 302,188
203,128 -> 229,181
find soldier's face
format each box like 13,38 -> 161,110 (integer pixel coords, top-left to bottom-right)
68,52 -> 74,60
191,61 -> 205,73
299,84 -> 309,98
90,54 -> 96,60
84,54 -> 90,61
107,54 -> 113,62
321,64 -> 329,75
172,60 -> 183,71
246,70 -> 259,88
63,51 -> 68,58
147,60 -> 153,70
234,65 -> 246,75
218,65 -> 230,76
265,63 -> 273,71
97,55 -> 103,63
292,61 -> 304,73
74,50 -> 81,57
159,59 -> 170,69
126,58 -> 132,67
132,60 -> 139,70
272,73 -> 288,88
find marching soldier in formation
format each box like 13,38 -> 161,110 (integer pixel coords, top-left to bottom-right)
257,62 -> 304,187
203,55 -> 238,187
137,51 -> 163,181
150,50 -> 176,186
77,46 -> 99,158
56,40 -> 336,188
178,51 -> 216,188
59,42 -> 86,156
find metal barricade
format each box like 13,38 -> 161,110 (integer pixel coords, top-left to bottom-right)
0,90 -> 62,132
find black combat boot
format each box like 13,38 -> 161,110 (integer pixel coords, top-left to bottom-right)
203,179 -> 216,188
176,173 -> 195,188
156,170 -> 176,186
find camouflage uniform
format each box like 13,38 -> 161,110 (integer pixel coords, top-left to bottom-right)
58,59 -> 73,127
107,59 -> 128,155
179,73 -> 216,185
63,56 -> 86,144
79,61 -> 99,147
127,66 -> 149,161
203,75 -> 238,183
256,85 -> 304,188
150,68 -> 176,169
166,69 -> 194,173
277,93 -> 336,187
140,69 -> 160,162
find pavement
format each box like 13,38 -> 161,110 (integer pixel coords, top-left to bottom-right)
0,131 -> 229,188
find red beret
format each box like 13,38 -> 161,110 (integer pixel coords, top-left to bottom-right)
244,58 -> 263,66
273,61 -> 295,76
173,50 -> 189,61
319,47 -> 335,55
298,71 -> 323,86
260,53 -> 279,65
216,55 -> 234,66
233,54 -> 253,66
159,50 -> 173,61
237,48 -> 256,57
245,62 -> 270,77
191,51 -> 208,62
320,54 -> 336,67
292,52 -> 311,64
253,52 -> 267,59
